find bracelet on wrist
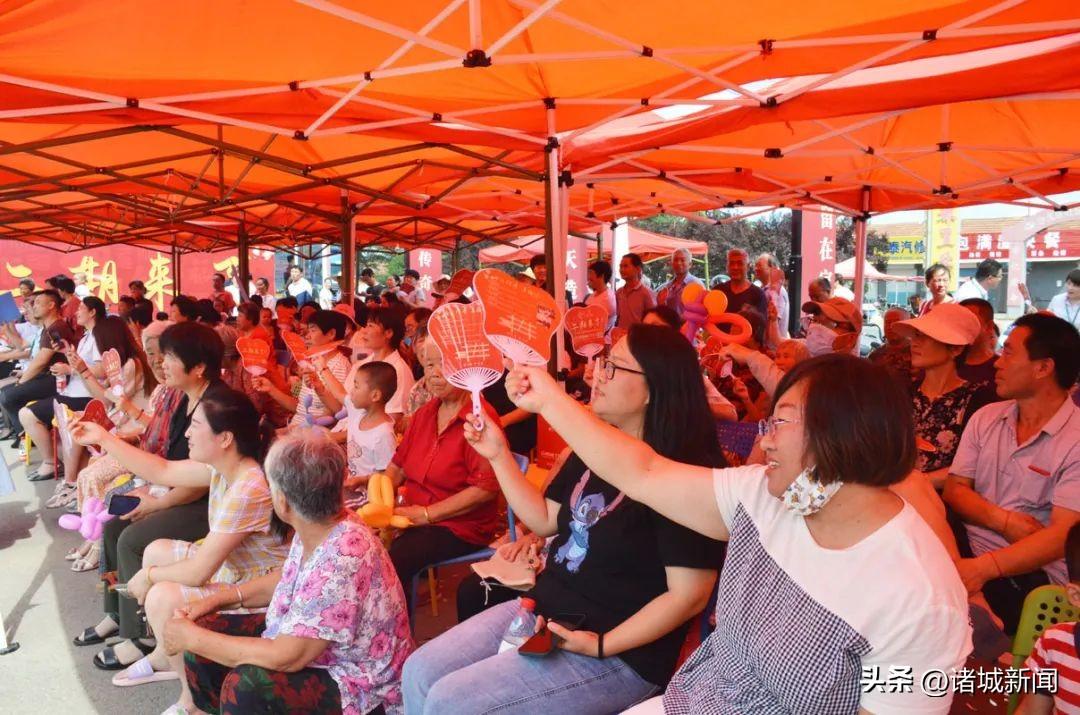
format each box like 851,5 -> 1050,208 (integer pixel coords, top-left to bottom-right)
423,506 -> 433,524
597,631 -> 605,659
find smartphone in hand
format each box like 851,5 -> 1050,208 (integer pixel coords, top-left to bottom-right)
518,613 -> 587,658
107,495 -> 141,516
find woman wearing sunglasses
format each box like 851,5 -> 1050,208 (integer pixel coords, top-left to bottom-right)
403,324 -> 725,714
503,353 -> 972,715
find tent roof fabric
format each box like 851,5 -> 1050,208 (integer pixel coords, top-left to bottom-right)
477,224 -> 707,263
0,1 -> 1078,251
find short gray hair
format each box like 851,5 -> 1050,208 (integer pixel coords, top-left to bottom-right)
265,428 -> 346,522
671,247 -> 692,262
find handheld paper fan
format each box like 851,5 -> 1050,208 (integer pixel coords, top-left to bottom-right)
443,269 -> 475,301
102,348 -> 124,397
55,400 -> 74,455
236,337 -> 270,376
281,331 -> 313,371
78,399 -> 115,457
472,268 -> 561,366
428,302 -> 504,420
564,305 -> 608,371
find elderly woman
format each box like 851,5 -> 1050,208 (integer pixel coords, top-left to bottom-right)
505,354 -> 972,714
164,429 -> 412,715
386,339 -> 501,611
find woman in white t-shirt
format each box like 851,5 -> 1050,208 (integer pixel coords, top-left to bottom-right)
505,353 -> 972,715
324,307 -> 414,426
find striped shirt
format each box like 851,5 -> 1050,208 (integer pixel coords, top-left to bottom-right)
1026,622 -> 1080,714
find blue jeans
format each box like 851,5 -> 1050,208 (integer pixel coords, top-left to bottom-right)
403,599 -> 659,715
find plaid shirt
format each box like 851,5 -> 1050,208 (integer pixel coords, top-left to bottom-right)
207,466 -> 288,584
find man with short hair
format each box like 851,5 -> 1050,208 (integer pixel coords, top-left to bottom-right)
958,298 -> 1000,386
944,314 -> 1080,634
955,258 -> 1004,302
584,260 -> 616,331
615,252 -> 655,328
400,268 -> 428,308
1048,269 -> 1080,330
718,249 -> 768,318
285,265 -> 313,305
358,267 -> 380,299
0,290 -> 73,447
655,248 -> 705,319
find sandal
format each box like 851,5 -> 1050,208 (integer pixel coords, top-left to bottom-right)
160,704 -> 190,715
93,639 -> 154,670
65,541 -> 93,561
73,622 -> 118,647
46,482 -> 77,509
111,655 -> 178,687
71,543 -> 101,572
27,466 -> 57,482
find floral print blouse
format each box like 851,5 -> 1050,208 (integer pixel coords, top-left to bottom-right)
263,517 -> 413,715
912,378 -> 995,472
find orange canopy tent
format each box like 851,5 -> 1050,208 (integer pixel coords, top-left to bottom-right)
0,0 -> 1078,312
477,225 -> 707,264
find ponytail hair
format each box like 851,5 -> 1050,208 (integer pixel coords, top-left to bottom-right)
200,386 -> 285,539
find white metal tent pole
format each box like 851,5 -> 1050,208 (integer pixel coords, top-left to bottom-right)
556,181 -> 570,370
853,188 -> 870,308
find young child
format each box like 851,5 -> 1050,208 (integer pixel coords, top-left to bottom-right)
343,361 -> 398,509
1019,522 -> 1080,714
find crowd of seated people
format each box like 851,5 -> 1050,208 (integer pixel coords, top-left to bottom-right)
6,255 -> 1080,715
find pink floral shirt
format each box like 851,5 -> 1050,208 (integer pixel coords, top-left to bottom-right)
263,517 -> 413,715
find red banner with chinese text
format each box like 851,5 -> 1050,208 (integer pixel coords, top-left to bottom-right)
0,242 -> 275,311
959,229 -> 1080,262
799,206 -> 838,304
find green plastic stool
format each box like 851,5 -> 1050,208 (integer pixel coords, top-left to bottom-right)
1007,585 -> 1080,713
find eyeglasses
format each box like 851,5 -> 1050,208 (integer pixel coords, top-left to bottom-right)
596,357 -> 645,382
757,416 -> 800,437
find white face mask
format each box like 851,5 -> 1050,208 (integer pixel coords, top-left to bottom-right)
805,322 -> 838,357
781,467 -> 844,516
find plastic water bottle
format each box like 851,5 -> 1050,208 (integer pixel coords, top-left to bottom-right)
498,597 -> 537,653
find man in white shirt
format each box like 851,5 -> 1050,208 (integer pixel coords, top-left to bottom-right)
399,269 -> 429,309
285,265 -> 314,304
954,258 -> 1004,303
1048,269 -> 1080,330
585,260 -> 616,331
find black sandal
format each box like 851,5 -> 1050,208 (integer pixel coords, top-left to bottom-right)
73,624 -> 116,646
92,639 -> 154,671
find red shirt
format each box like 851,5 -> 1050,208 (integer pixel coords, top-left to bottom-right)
62,296 -> 83,338
392,397 -> 500,546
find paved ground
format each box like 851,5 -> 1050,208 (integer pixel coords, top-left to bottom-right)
0,442 -> 461,714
